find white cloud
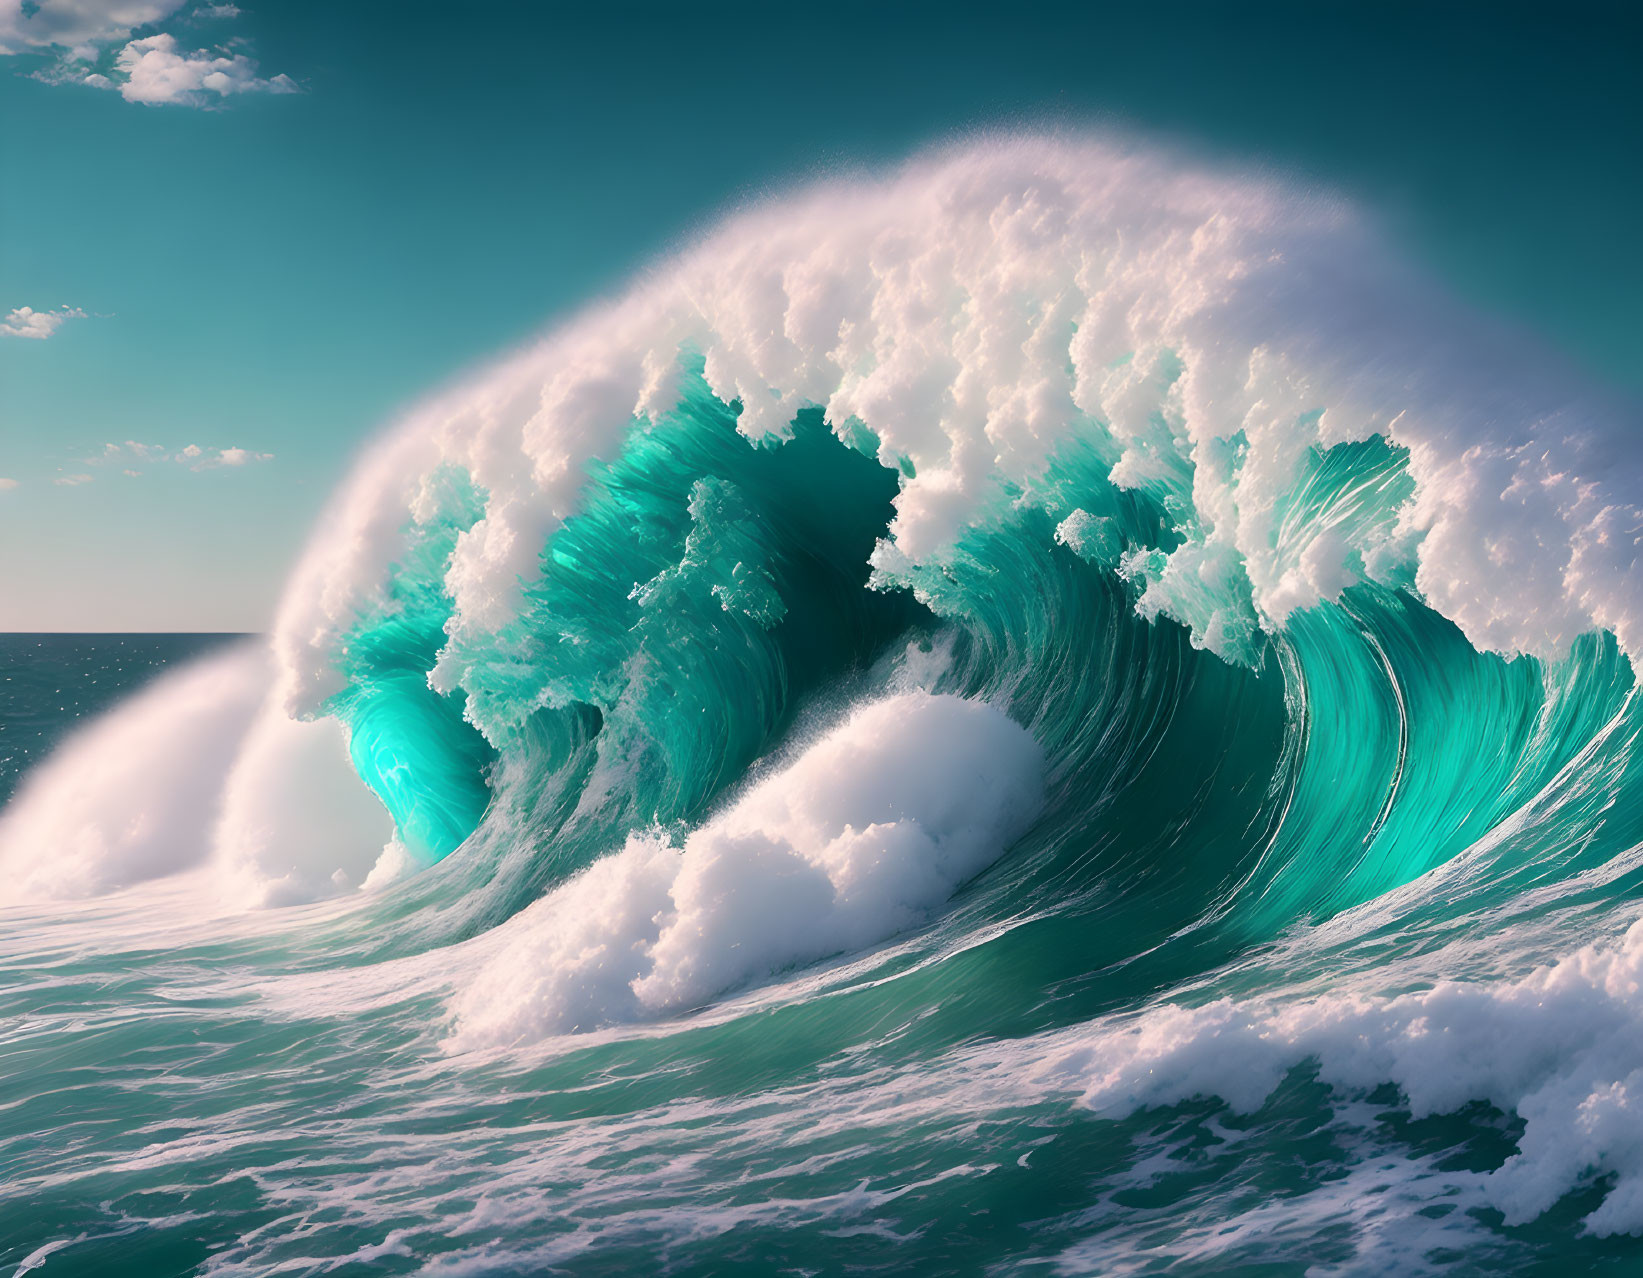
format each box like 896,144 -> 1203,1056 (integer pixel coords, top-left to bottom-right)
53,473 -> 94,486
0,0 -> 185,55
1,305 -> 87,340
208,445 -> 273,467
0,478 -> 18,491
95,440 -> 273,471
0,0 -> 296,109
98,440 -> 167,462
110,31 -> 295,105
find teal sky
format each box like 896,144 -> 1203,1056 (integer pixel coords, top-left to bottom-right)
2,0 -> 1639,632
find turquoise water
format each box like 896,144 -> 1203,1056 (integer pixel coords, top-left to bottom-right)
5,139 -> 1643,1274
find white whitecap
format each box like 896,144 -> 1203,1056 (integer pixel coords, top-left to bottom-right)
449,692 -> 1045,1049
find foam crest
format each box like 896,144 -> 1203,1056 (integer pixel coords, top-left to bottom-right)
449,693 -> 1044,1048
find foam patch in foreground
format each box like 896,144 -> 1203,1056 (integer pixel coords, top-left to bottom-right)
1037,916 -> 1643,1236
449,693 -> 1045,1048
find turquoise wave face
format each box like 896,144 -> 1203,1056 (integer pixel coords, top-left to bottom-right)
325,371 -> 927,870
318,362 -> 1641,982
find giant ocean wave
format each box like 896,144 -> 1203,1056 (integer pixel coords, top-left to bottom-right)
5,137 -> 1643,1273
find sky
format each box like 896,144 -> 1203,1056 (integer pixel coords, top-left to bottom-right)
2,0 -> 1640,631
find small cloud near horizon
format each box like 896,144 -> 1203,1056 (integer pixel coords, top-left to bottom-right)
1,305 -> 88,340
53,474 -> 94,487
95,440 -> 275,472
0,478 -> 18,491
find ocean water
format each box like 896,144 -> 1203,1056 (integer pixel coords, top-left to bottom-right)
5,136 -> 1643,1275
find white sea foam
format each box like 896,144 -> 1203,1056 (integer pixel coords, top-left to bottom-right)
1036,914 -> 1643,1235
0,644 -> 399,908
449,692 -> 1044,1048
212,696 -> 397,908
0,645 -> 265,903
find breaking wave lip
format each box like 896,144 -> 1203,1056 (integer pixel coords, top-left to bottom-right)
6,131 -> 1643,1261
